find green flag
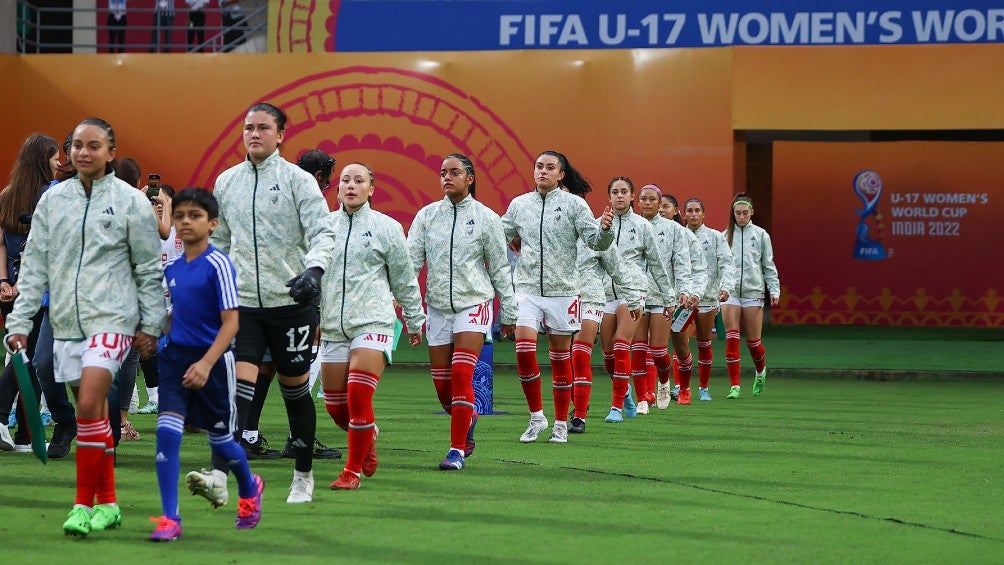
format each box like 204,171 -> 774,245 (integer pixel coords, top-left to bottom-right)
12,351 -> 47,463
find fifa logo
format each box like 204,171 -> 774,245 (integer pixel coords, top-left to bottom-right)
852,170 -> 887,261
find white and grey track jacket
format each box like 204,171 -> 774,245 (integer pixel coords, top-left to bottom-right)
605,208 -> 672,307
501,188 -> 613,297
408,194 -> 517,325
691,224 -> 736,307
647,214 -> 695,307
729,222 -> 781,300
212,149 -> 336,309
577,238 -> 644,311
7,173 -> 165,339
321,202 -> 425,341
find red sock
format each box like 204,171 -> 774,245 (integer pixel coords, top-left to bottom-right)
345,370 -> 379,475
450,349 -> 478,451
571,340 -> 593,419
698,340 -> 713,388
74,417 -> 106,506
726,331 -> 741,386
516,339 -> 542,412
431,365 -> 452,413
672,355 -> 681,385
677,352 -> 694,389
611,339 -> 630,408
323,389 -> 349,431
602,351 -> 615,376
96,419 -> 117,505
652,346 -> 671,385
550,349 -> 571,423
747,339 -> 766,373
630,341 -> 649,402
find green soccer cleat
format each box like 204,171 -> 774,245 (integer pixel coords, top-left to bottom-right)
136,400 -> 159,415
726,385 -> 741,399
89,503 -> 122,531
63,505 -> 92,537
753,373 -> 766,397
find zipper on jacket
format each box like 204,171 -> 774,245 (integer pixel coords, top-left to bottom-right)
538,191 -> 546,296
251,163 -> 263,308
449,202 -> 457,313
340,213 -> 353,338
611,214 -> 623,299
738,225 -> 745,298
74,193 -> 92,337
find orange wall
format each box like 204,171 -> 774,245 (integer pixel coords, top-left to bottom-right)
732,44 -> 1004,130
3,50 -> 735,228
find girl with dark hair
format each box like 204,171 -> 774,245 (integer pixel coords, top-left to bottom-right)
185,101 -> 336,506
501,150 -> 614,444
722,193 -> 780,396
5,117 -> 164,536
599,176 -> 672,420
408,153 -> 516,470
0,133 -> 59,452
683,198 -> 736,403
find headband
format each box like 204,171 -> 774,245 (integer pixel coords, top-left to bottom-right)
732,198 -> 753,209
640,184 -> 662,198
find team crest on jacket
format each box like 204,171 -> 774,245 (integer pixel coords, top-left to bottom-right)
466,218 -> 475,235
362,230 -> 372,247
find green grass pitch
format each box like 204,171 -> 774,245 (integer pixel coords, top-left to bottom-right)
2,362 -> 1002,563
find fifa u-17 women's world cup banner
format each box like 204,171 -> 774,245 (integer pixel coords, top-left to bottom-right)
271,0 -> 1004,52
771,141 -> 1002,327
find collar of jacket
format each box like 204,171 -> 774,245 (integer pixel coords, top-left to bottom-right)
71,170 -> 119,197
615,207 -> 636,219
443,193 -> 474,208
339,200 -> 372,217
533,186 -> 563,201
243,149 -> 283,172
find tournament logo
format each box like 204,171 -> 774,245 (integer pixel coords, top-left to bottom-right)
852,169 -> 887,261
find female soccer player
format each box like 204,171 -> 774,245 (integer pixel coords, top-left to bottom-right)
683,198 -> 736,403
659,192 -> 707,404
636,185 -> 699,409
599,177 -> 672,420
408,153 -> 517,470
568,188 -> 644,434
322,162 -> 425,490
186,102 -> 336,506
723,193 -> 780,397
501,150 -> 613,443
5,118 -> 164,537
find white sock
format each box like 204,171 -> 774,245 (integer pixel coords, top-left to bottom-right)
530,410 -> 545,421
146,387 -> 159,404
242,430 -> 259,443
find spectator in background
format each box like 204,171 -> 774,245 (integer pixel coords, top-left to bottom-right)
221,0 -> 247,52
107,0 -> 127,53
150,0 -> 176,53
186,0 -> 208,52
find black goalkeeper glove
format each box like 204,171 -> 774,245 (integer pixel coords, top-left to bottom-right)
286,266 -> 324,305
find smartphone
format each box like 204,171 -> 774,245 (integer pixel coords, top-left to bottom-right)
147,174 -> 161,199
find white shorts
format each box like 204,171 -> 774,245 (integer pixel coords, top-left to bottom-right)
53,333 -> 133,385
698,304 -> 720,314
646,304 -> 666,315
723,296 -> 765,308
426,301 -> 493,347
320,334 -> 394,364
516,293 -> 580,335
581,302 -> 604,324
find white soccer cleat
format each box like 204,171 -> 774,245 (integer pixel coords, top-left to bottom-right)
186,468 -> 229,508
519,417 -> 549,443
636,400 -> 650,415
287,471 -> 314,504
656,384 -> 672,410
548,422 -> 568,444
